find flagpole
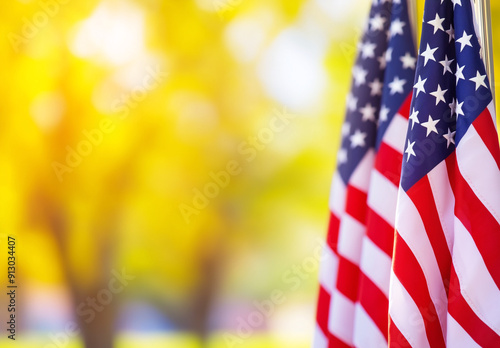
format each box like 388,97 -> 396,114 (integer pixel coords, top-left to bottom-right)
408,0 -> 419,52
474,0 -> 495,104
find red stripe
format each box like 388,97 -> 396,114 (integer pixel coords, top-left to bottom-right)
389,318 -> 412,348
472,107 -> 500,170
446,154 -> 500,289
345,185 -> 368,225
365,207 -> 395,257
392,234 -> 446,347
336,256 -> 361,302
327,212 -> 341,252
328,335 -> 352,348
447,266 -> 500,346
358,272 -> 389,339
316,285 -> 331,335
406,176 -> 452,297
375,142 -> 404,186
392,93 -> 412,120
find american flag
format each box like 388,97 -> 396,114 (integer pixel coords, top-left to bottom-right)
314,0 -> 416,346
388,0 -> 500,346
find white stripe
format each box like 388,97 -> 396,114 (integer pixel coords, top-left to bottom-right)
337,214 -> 365,266
388,271 -> 431,348
329,171 -> 346,217
353,303 -> 388,348
383,113 -> 408,153
367,169 -> 398,227
328,290 -> 354,345
427,160 -> 455,253
457,124 -> 500,225
350,149 -> 376,192
446,313 -> 481,348
319,245 -> 338,294
487,101 -> 496,127
395,188 -> 448,334
452,217 -> 500,334
360,237 -> 392,297
312,324 -> 329,348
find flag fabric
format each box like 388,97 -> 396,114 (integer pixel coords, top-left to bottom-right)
314,0 -> 416,346
388,0 -> 500,347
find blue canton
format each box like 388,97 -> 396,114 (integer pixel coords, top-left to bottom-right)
400,0 -> 493,191
338,0 -> 416,185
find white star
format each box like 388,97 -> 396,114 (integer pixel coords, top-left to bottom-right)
446,25 -> 455,43
369,78 -> 384,96
409,108 -> 420,129
455,64 -> 465,84
420,44 -> 438,66
337,148 -> 348,164
370,14 -> 386,31
378,48 -> 392,70
443,128 -> 456,148
400,52 -> 417,69
439,55 -> 454,75
430,84 -> 448,105
379,106 -> 390,122
341,122 -> 351,136
421,115 -> 440,136
456,30 -> 473,52
353,66 -> 368,86
413,75 -> 427,96
449,98 -> 456,115
452,0 -> 462,8
361,41 -> 377,59
405,140 -> 416,161
427,13 -> 445,34
350,129 -> 367,148
456,101 -> 464,117
390,18 -> 405,37
385,48 -> 393,63
347,94 -> 358,111
469,71 -> 487,90
377,55 -> 387,69
360,103 -> 377,122
388,76 -> 406,95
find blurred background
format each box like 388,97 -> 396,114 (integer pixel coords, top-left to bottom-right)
1,0 -> 499,347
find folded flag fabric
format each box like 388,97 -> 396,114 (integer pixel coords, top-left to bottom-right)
388,0 -> 500,346
314,0 -> 416,346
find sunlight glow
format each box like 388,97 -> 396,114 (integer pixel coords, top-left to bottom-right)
69,1 -> 146,65
224,11 -> 273,63
258,27 -> 328,111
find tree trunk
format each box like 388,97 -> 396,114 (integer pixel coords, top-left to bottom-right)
73,288 -> 117,348
41,196 -> 117,348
